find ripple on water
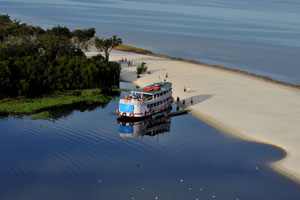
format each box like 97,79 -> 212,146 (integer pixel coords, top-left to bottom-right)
0,88 -> 300,200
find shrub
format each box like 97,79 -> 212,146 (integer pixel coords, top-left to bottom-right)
136,62 -> 147,75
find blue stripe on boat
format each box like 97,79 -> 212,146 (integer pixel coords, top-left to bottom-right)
120,103 -> 134,113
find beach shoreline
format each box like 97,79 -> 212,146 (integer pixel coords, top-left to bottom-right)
86,50 -> 300,184
113,44 -> 300,89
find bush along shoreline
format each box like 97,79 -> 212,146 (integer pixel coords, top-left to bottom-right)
0,88 -> 126,119
0,14 -> 123,118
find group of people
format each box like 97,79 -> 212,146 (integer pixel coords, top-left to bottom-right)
119,57 -> 134,67
183,85 -> 190,93
177,96 -> 193,106
183,85 -> 193,105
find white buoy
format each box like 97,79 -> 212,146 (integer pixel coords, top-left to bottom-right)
212,195 -> 216,198
180,178 -> 184,182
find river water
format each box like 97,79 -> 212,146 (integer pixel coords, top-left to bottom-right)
0,82 -> 300,200
1,0 -> 300,84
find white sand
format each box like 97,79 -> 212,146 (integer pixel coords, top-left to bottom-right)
86,50 -> 300,182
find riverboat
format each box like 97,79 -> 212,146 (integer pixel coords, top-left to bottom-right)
117,82 -> 173,118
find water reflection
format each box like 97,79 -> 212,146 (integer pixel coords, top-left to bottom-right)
1,83 -> 300,200
117,116 -> 171,138
44,102 -> 110,120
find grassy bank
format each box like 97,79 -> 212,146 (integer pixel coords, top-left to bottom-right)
0,88 -> 123,118
113,44 -> 153,54
88,42 -> 152,54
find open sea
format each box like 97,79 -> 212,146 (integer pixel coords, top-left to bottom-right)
0,0 -> 300,84
0,82 -> 300,199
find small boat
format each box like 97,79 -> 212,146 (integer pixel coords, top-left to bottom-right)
117,82 -> 173,118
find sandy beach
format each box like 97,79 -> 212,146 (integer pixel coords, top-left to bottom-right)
87,50 -> 300,182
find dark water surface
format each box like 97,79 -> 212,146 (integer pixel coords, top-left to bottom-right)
0,82 -> 300,200
1,0 -> 300,84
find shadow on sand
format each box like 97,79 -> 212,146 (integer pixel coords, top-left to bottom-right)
176,94 -> 214,107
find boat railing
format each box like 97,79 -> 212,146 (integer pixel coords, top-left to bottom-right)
121,92 -> 171,106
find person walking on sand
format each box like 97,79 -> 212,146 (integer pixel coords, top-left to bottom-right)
165,73 -> 168,79
184,86 -> 186,92
190,97 -> 193,104
187,86 -> 190,93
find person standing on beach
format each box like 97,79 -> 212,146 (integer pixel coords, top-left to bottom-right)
184,86 -> 186,92
166,73 -> 168,79
187,86 -> 190,93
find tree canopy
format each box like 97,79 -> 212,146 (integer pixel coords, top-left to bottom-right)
94,35 -> 122,62
0,15 -> 45,41
46,25 -> 72,38
0,15 -> 121,98
72,28 -> 96,50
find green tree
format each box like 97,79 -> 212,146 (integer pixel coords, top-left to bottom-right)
94,35 -> 122,62
39,34 -> 82,59
0,14 -> 45,41
47,25 -> 72,38
72,28 -> 95,50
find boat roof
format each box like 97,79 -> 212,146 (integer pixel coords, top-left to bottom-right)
131,82 -> 172,95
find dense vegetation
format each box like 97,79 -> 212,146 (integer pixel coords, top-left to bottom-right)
0,88 -> 122,117
0,14 -> 121,98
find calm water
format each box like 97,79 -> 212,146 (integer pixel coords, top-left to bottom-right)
0,82 -> 300,200
1,0 -> 300,84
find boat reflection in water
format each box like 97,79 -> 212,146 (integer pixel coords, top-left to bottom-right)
117,116 -> 171,138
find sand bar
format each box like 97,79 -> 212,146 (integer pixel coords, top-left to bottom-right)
86,50 -> 300,182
